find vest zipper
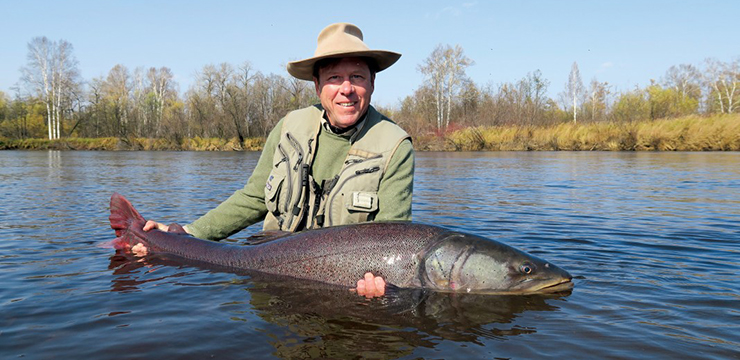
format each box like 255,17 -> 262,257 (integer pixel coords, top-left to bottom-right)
277,143 -> 293,219
286,132 -> 304,171
344,158 -> 364,166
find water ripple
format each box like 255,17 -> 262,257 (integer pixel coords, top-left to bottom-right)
1,151 -> 739,359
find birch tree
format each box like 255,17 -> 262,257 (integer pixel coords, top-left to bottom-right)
21,37 -> 80,139
585,78 -> 610,122
704,58 -> 739,114
147,67 -> 175,136
566,62 -> 584,124
418,44 -> 473,131
131,67 -> 148,136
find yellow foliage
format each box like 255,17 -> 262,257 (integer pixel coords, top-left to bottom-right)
2,116 -> 737,151
439,114 -> 740,151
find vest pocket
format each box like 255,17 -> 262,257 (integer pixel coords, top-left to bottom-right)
264,173 -> 285,215
344,191 -> 378,222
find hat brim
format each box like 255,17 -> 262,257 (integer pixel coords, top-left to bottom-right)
287,50 -> 401,81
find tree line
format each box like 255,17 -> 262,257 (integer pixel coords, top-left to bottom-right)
1,37 -> 739,143
391,45 -> 739,137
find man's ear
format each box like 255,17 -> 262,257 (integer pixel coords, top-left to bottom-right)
313,77 -> 321,96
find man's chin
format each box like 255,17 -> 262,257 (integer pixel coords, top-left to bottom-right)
331,115 -> 361,129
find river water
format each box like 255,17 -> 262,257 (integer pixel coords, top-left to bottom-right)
1,150 -> 738,359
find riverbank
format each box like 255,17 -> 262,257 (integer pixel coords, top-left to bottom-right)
422,114 -> 740,151
0,136 -> 265,151
2,114 -> 738,151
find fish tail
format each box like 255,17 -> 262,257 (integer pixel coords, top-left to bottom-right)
109,193 -> 146,249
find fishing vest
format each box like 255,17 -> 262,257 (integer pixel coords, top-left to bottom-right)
263,104 -> 410,231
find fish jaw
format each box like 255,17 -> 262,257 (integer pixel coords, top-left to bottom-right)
508,265 -> 574,295
520,276 -> 574,294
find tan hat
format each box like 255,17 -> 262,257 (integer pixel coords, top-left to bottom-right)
287,23 -> 401,81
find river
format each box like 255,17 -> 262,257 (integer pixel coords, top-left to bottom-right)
1,150 -> 738,359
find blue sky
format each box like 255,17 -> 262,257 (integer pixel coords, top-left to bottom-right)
1,0 -> 737,106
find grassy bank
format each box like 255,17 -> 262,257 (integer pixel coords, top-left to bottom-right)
428,114 -> 740,151
2,115 -> 738,151
0,136 -> 265,151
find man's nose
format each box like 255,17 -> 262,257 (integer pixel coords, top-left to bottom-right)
340,79 -> 354,95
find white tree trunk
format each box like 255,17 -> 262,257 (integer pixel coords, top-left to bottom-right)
713,81 -> 725,113
573,94 -> 577,124
724,79 -> 736,113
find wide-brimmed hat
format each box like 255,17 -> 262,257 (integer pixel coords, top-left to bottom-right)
287,23 -> 401,81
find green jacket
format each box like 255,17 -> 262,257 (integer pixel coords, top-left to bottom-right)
186,104 -> 414,240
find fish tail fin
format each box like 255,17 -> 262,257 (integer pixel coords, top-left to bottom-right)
109,193 -> 146,249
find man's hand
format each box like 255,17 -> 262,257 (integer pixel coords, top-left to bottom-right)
354,272 -> 386,298
131,242 -> 148,257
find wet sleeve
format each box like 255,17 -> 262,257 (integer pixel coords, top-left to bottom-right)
375,139 -> 414,221
185,119 -> 283,240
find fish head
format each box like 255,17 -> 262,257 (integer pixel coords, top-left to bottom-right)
421,233 -> 573,295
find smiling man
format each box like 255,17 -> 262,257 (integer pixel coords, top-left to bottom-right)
144,23 -> 414,297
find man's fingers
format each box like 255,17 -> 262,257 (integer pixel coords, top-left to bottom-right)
355,279 -> 366,295
374,276 -> 386,296
364,272 -> 376,294
143,220 -> 156,231
143,220 -> 168,232
352,273 -> 386,298
131,243 -> 148,257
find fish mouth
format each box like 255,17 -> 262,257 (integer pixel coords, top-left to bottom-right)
535,278 -> 574,293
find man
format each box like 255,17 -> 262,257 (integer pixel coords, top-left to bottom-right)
143,23 -> 414,297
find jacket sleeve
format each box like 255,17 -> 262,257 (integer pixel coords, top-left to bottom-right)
375,139 -> 414,221
185,119 -> 284,240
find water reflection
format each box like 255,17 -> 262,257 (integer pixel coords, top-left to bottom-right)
106,251 -> 570,359
47,150 -> 62,168
106,252 -> 192,293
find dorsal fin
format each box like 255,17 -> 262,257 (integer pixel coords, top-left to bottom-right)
245,230 -> 293,245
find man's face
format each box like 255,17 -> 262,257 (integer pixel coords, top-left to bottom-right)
313,57 -> 375,129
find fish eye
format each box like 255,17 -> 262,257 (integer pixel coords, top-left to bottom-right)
520,263 -> 535,274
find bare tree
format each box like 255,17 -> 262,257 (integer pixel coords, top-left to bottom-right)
102,64 -> 132,136
147,67 -> 175,136
131,67 -> 148,136
703,58 -> 739,114
189,65 -> 219,137
21,37 -> 80,139
418,44 -> 473,131
87,77 -> 105,137
519,70 -> 550,123
586,78 -> 611,122
662,64 -> 701,101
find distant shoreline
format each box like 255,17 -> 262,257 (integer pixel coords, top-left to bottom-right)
2,115 -> 739,152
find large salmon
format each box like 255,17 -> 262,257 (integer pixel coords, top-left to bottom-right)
109,193 -> 573,294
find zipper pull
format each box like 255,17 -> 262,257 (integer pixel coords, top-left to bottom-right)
294,153 -> 303,170
355,166 -> 380,175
